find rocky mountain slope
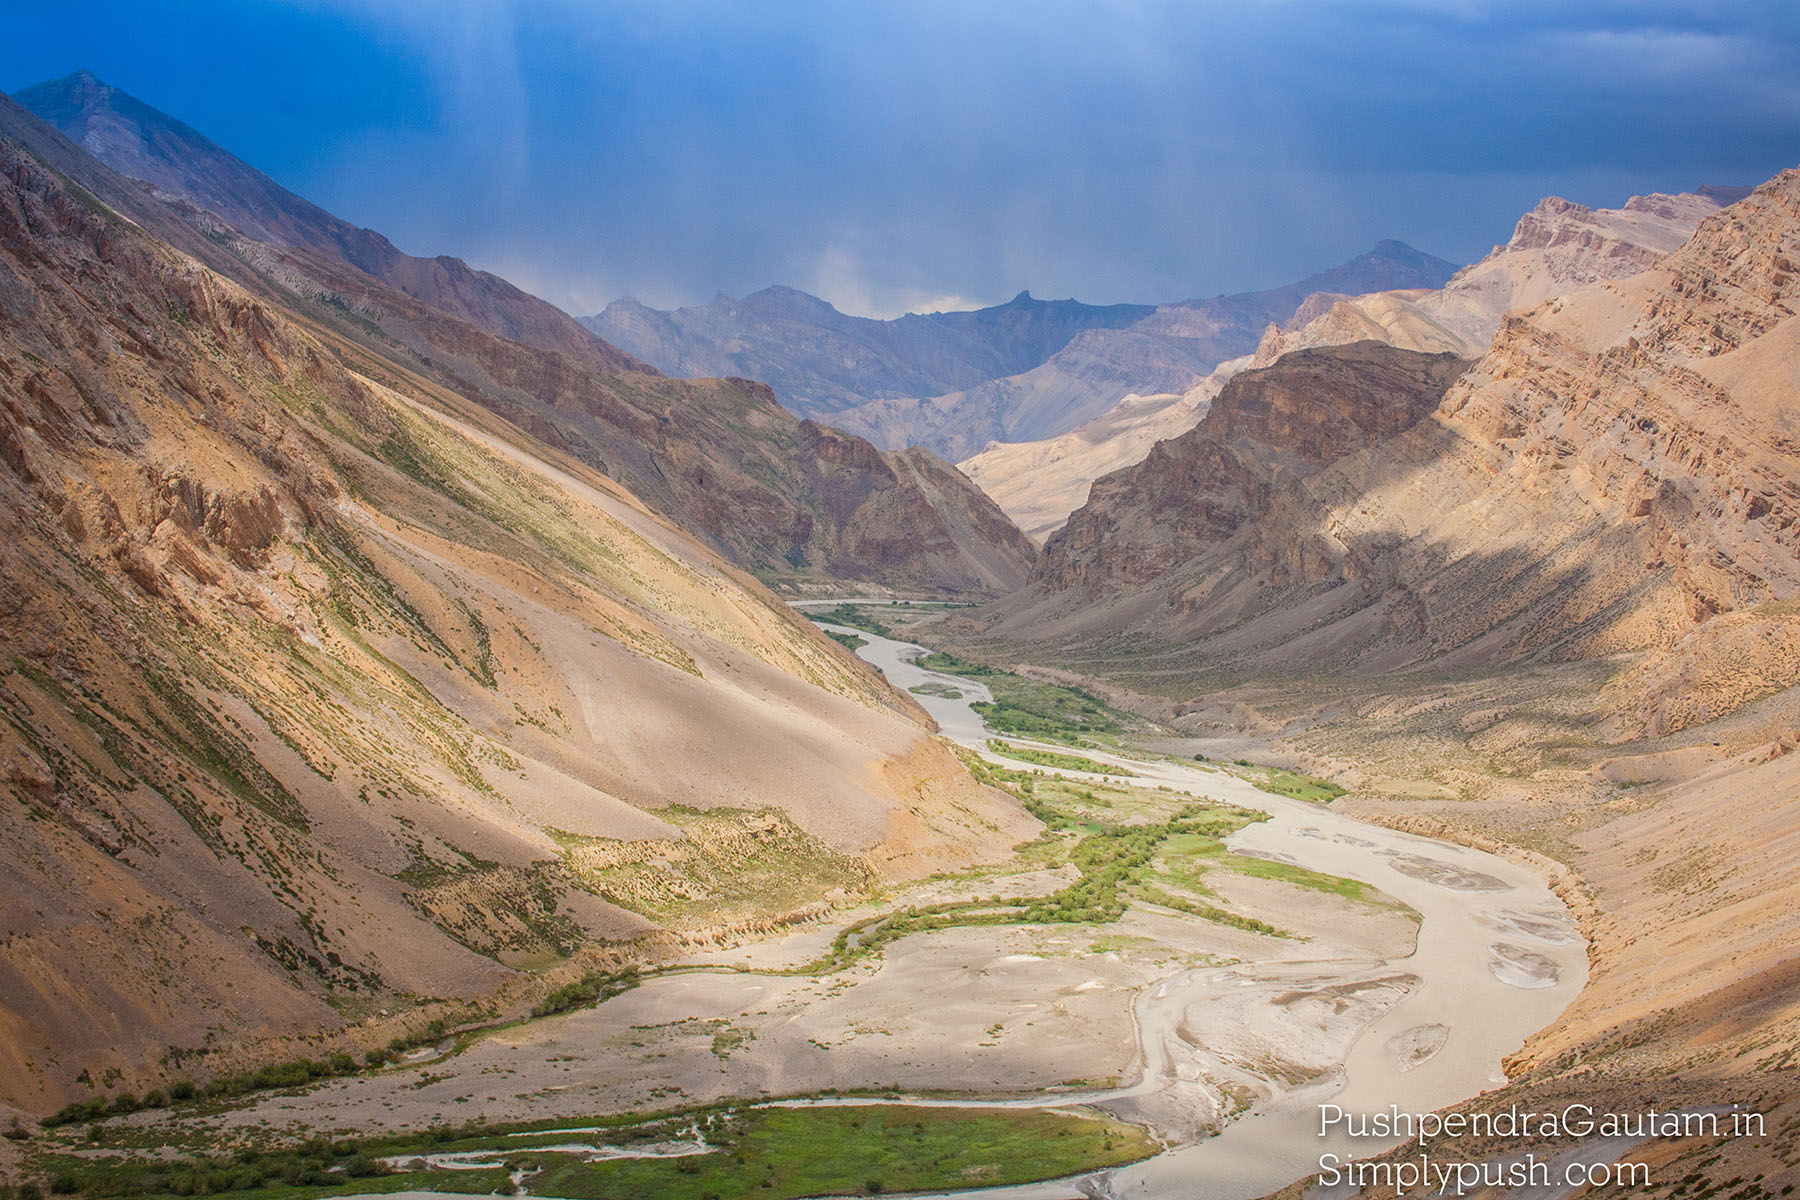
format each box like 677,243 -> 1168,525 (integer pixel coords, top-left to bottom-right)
1037,343 -> 1471,590
7,78 -> 1033,596
961,192 -> 1731,543
16,70 -> 649,376
1253,190 -> 1728,365
996,169 -> 1800,694
0,101 -> 1038,1113
946,173 -> 1800,1192
592,242 -> 1456,459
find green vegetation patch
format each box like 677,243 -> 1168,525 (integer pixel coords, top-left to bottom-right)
553,807 -> 876,928
907,681 -> 963,698
986,740 -> 1133,776
803,605 -> 893,637
824,629 -> 867,652
1246,766 -> 1347,804
35,1106 -> 1150,1200
533,967 -> 640,1018
918,651 -> 1135,744
530,1105 -> 1154,1200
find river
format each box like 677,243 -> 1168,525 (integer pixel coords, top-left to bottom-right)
810,616 -> 1588,1200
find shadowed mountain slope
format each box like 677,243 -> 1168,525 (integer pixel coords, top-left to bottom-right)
959,190 -> 1735,552
992,168 -> 1800,705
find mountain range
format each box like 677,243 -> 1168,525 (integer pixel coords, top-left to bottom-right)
587,241 -> 1458,459
3,57 -> 1800,1200
961,185 -> 1737,540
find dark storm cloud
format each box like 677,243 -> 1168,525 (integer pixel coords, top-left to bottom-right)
5,0 -> 1797,316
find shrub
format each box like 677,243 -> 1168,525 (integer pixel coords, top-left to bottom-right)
168,1080 -> 197,1101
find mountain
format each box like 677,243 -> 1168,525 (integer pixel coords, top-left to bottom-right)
15,70 -> 648,376
957,373 -> 1231,542
996,169 -> 1800,698
9,75 -> 1034,596
874,240 -> 1457,461
955,168 -> 1800,1185
1038,343 -> 1472,590
588,242 -> 1458,458
0,94 -> 1043,1111
1252,191 -> 1725,365
961,194 -> 1727,542
586,286 -> 1155,416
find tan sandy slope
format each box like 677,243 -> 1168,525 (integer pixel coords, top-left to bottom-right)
0,122 -> 1033,1115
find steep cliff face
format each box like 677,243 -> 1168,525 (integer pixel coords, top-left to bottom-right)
998,169 -> 1800,699
0,122 -> 1035,1112
1038,344 -> 1470,589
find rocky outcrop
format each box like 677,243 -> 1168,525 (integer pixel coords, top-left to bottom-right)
1039,343 -> 1470,588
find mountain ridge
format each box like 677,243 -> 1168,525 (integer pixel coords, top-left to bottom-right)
15,69 -> 653,377
4,77 -> 1036,597
587,241 -> 1458,458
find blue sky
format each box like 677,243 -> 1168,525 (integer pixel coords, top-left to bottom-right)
4,1 -> 1797,317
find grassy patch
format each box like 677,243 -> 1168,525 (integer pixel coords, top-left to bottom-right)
1245,766 -> 1347,804
918,652 -> 1135,744
803,605 -> 892,637
907,681 -> 963,699
530,1105 -> 1153,1199
987,740 -> 1132,776
37,1106 -> 1151,1200
824,629 -> 867,652
532,967 -> 640,1018
553,807 -> 876,929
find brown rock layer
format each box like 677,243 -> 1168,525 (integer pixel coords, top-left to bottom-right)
1040,343 -> 1470,588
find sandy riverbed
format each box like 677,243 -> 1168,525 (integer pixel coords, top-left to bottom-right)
143,620 -> 1585,1200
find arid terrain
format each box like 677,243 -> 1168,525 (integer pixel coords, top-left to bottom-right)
1,34 -> 1798,1200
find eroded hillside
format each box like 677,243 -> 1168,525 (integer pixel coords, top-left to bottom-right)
0,129 -> 1034,1114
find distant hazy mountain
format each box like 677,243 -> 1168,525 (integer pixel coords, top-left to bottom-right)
586,286 -> 1156,417
16,70 -> 649,376
590,241 -> 1457,458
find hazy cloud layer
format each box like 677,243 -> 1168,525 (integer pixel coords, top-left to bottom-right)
5,0 -> 1797,316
